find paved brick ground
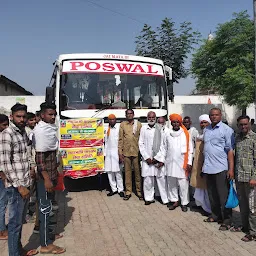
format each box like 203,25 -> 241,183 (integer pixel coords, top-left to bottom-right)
1,187 -> 256,256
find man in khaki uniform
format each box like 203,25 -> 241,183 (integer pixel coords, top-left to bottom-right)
118,109 -> 143,200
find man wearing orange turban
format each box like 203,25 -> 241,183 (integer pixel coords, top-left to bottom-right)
105,114 -> 124,197
154,113 -> 193,212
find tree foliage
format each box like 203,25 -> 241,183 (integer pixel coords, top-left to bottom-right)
191,11 -> 255,110
135,18 -> 200,83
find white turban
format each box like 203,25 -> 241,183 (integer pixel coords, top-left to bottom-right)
199,114 -> 211,124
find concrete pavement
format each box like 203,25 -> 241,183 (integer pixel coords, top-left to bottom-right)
1,187 -> 256,256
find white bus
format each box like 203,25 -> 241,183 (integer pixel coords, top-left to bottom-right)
46,53 -> 172,124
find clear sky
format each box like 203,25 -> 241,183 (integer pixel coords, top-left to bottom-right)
0,0 -> 253,95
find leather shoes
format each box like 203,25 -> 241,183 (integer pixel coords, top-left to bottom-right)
107,191 -> 118,197
145,200 -> 155,205
181,205 -> 188,212
168,202 -> 179,210
119,192 -> 125,198
166,202 -> 172,208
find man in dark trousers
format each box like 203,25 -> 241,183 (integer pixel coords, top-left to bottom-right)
0,104 -> 38,256
235,115 -> 256,242
33,102 -> 65,254
202,108 -> 234,231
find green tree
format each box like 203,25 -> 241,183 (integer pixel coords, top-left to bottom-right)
135,18 -> 200,83
191,11 -> 255,110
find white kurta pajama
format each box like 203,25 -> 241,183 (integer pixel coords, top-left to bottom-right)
154,126 -> 170,197
139,125 -> 168,203
155,128 -> 193,206
194,130 -> 211,213
104,125 -> 124,193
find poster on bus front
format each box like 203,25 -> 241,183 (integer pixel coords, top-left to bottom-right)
60,146 -> 104,178
59,118 -> 104,148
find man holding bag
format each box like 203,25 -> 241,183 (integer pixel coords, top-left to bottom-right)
235,115 -> 256,242
202,108 -> 234,231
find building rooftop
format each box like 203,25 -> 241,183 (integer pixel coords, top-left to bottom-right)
0,75 -> 33,95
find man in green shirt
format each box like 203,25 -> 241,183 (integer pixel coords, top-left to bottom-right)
235,115 -> 256,242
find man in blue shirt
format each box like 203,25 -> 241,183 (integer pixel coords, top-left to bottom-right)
203,108 -> 234,231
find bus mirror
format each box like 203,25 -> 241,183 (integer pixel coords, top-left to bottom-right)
165,66 -> 172,81
165,66 -> 174,102
45,87 -> 54,104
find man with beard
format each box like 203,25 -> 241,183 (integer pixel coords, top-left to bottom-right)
190,114 -> 211,214
139,112 -> 168,205
0,103 -> 38,256
154,114 -> 193,212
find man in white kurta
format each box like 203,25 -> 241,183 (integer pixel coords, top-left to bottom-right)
139,112 -> 168,205
153,117 -> 170,198
154,114 -> 193,212
183,116 -> 199,153
105,114 -> 124,197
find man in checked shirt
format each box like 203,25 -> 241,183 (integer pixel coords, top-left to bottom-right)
33,102 -> 65,254
0,103 -> 38,256
235,115 -> 256,242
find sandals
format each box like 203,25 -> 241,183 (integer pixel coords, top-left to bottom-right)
219,224 -> 231,231
230,226 -> 244,232
241,234 -> 256,242
0,230 -> 8,240
21,249 -> 38,256
203,217 -> 216,223
55,234 -> 64,240
40,245 -> 66,254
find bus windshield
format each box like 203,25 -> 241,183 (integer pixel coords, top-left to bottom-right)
60,72 -> 167,111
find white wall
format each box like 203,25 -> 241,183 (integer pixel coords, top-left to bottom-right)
169,96 -> 255,131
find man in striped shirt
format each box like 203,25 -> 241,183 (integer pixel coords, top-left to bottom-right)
0,103 -> 38,256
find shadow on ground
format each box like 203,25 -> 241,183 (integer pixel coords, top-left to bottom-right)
63,171 -> 142,194
64,173 -> 111,192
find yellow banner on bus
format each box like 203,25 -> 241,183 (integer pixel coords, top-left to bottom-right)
60,146 -> 104,178
59,118 -> 104,148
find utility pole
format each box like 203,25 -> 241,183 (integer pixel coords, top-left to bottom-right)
254,0 -> 256,118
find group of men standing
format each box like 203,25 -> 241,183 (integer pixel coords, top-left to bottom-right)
104,108 -> 256,242
0,103 -> 256,256
0,103 -> 65,256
